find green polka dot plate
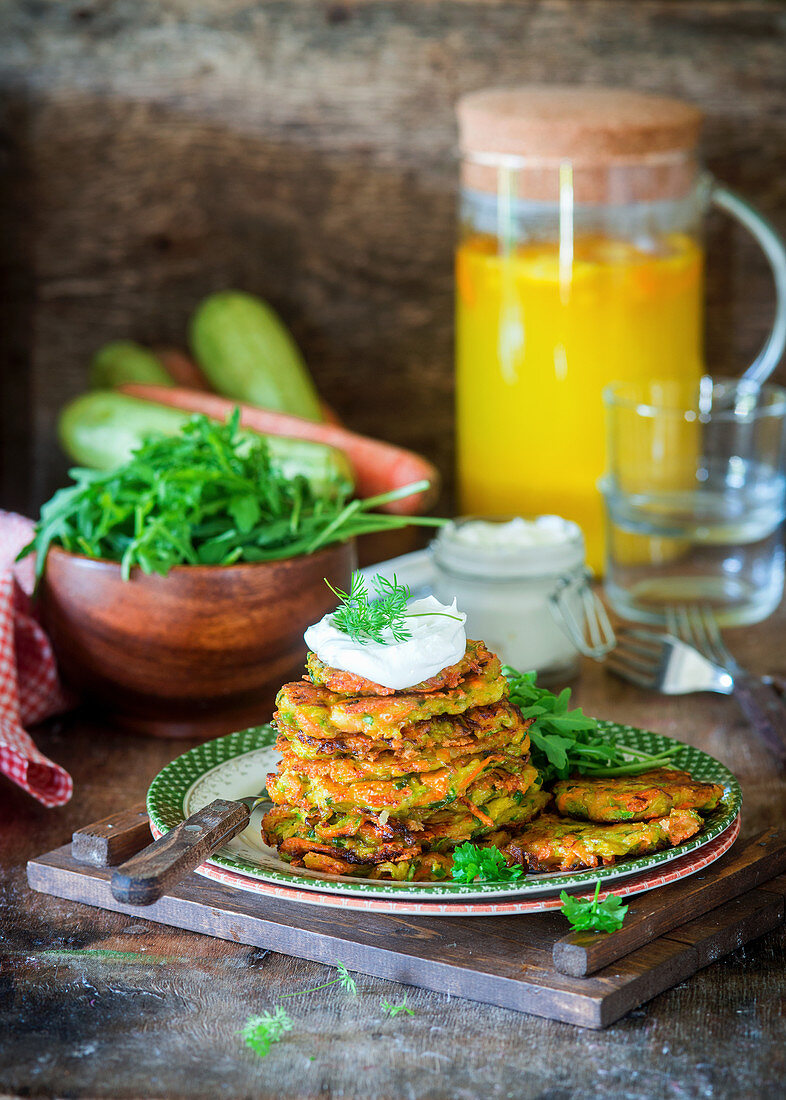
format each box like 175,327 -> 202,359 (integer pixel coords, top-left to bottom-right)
146,721 -> 742,911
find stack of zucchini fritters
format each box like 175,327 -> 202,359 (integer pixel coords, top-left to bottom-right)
263,641 -> 726,881
262,640 -> 549,879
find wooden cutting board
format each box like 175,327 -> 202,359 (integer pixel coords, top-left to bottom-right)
27,809 -> 786,1029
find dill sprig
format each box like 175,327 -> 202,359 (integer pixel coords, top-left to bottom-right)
241,1007 -> 293,1059
327,572 -> 462,646
381,995 -> 414,1017
281,961 -> 357,998
242,964 -> 358,1059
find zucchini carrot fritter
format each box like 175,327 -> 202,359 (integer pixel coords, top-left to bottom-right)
263,641 -> 543,877
552,768 -> 724,824
502,809 -> 703,873
275,650 -> 505,739
306,639 -> 492,697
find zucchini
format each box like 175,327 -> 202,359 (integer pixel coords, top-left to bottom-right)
189,290 -> 323,421
90,341 -> 173,389
58,392 -> 354,497
59,392 -> 188,469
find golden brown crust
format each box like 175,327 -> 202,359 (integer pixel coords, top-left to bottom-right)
552,768 -> 724,823
502,809 -> 703,873
305,640 -> 491,697
275,651 -> 506,739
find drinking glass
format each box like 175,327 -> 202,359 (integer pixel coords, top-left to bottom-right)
600,378 -> 786,625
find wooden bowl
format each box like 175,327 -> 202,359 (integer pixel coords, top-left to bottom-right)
39,541 -> 356,739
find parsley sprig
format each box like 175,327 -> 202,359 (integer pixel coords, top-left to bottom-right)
328,572 -> 462,646
559,881 -> 628,933
503,667 -> 681,783
21,411 -> 444,583
450,842 -> 523,884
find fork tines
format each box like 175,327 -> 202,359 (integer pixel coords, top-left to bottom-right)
666,604 -> 734,670
606,628 -> 668,690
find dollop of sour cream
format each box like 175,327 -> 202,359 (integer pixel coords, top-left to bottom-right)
304,595 -> 467,691
451,515 -> 576,550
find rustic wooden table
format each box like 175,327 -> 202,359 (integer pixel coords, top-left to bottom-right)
2,611 -> 785,1100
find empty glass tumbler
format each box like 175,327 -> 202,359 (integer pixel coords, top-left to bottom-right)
600,378 -> 786,625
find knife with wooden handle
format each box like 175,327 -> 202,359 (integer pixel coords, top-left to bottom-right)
110,798 -> 252,905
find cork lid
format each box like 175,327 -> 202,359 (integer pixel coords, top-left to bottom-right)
457,86 -> 702,165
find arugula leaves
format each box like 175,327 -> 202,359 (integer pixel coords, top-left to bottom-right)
450,842 -> 523,884
559,881 -> 628,933
328,571 -> 462,646
21,411 -> 443,583
503,667 -> 681,782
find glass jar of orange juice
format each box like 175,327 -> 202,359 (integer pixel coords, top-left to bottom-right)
455,86 -> 786,572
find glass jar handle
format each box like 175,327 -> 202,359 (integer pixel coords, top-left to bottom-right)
548,568 -> 616,661
711,181 -> 786,386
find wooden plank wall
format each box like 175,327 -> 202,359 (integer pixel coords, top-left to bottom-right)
1,1 -> 785,515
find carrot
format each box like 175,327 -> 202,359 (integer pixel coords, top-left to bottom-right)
152,348 -> 212,392
319,400 -> 343,427
119,384 -> 440,515
459,796 -> 495,828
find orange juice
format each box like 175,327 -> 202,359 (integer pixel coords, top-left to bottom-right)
455,232 -> 704,572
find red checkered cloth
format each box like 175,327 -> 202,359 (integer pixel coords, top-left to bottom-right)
0,511 -> 74,807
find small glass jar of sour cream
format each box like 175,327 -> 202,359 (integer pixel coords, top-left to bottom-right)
430,516 -> 614,683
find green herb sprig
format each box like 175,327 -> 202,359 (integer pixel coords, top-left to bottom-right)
503,667 -> 681,783
559,881 -> 628,933
328,571 -> 462,646
20,412 -> 445,583
242,964 -> 358,1060
450,842 -> 524,884
241,1007 -> 293,1059
381,995 -> 414,1017
281,961 -> 357,998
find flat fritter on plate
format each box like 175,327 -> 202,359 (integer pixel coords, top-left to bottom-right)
275,651 -> 505,738
552,768 -> 724,823
306,639 -> 492,697
277,700 -> 531,761
502,809 -> 703,872
267,755 -> 540,816
263,787 -> 551,878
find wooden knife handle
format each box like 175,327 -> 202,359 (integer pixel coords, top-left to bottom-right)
110,799 -> 250,906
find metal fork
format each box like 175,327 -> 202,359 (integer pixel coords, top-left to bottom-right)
665,604 -> 745,674
666,602 -> 786,701
608,630 -> 734,697
609,617 -> 786,764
